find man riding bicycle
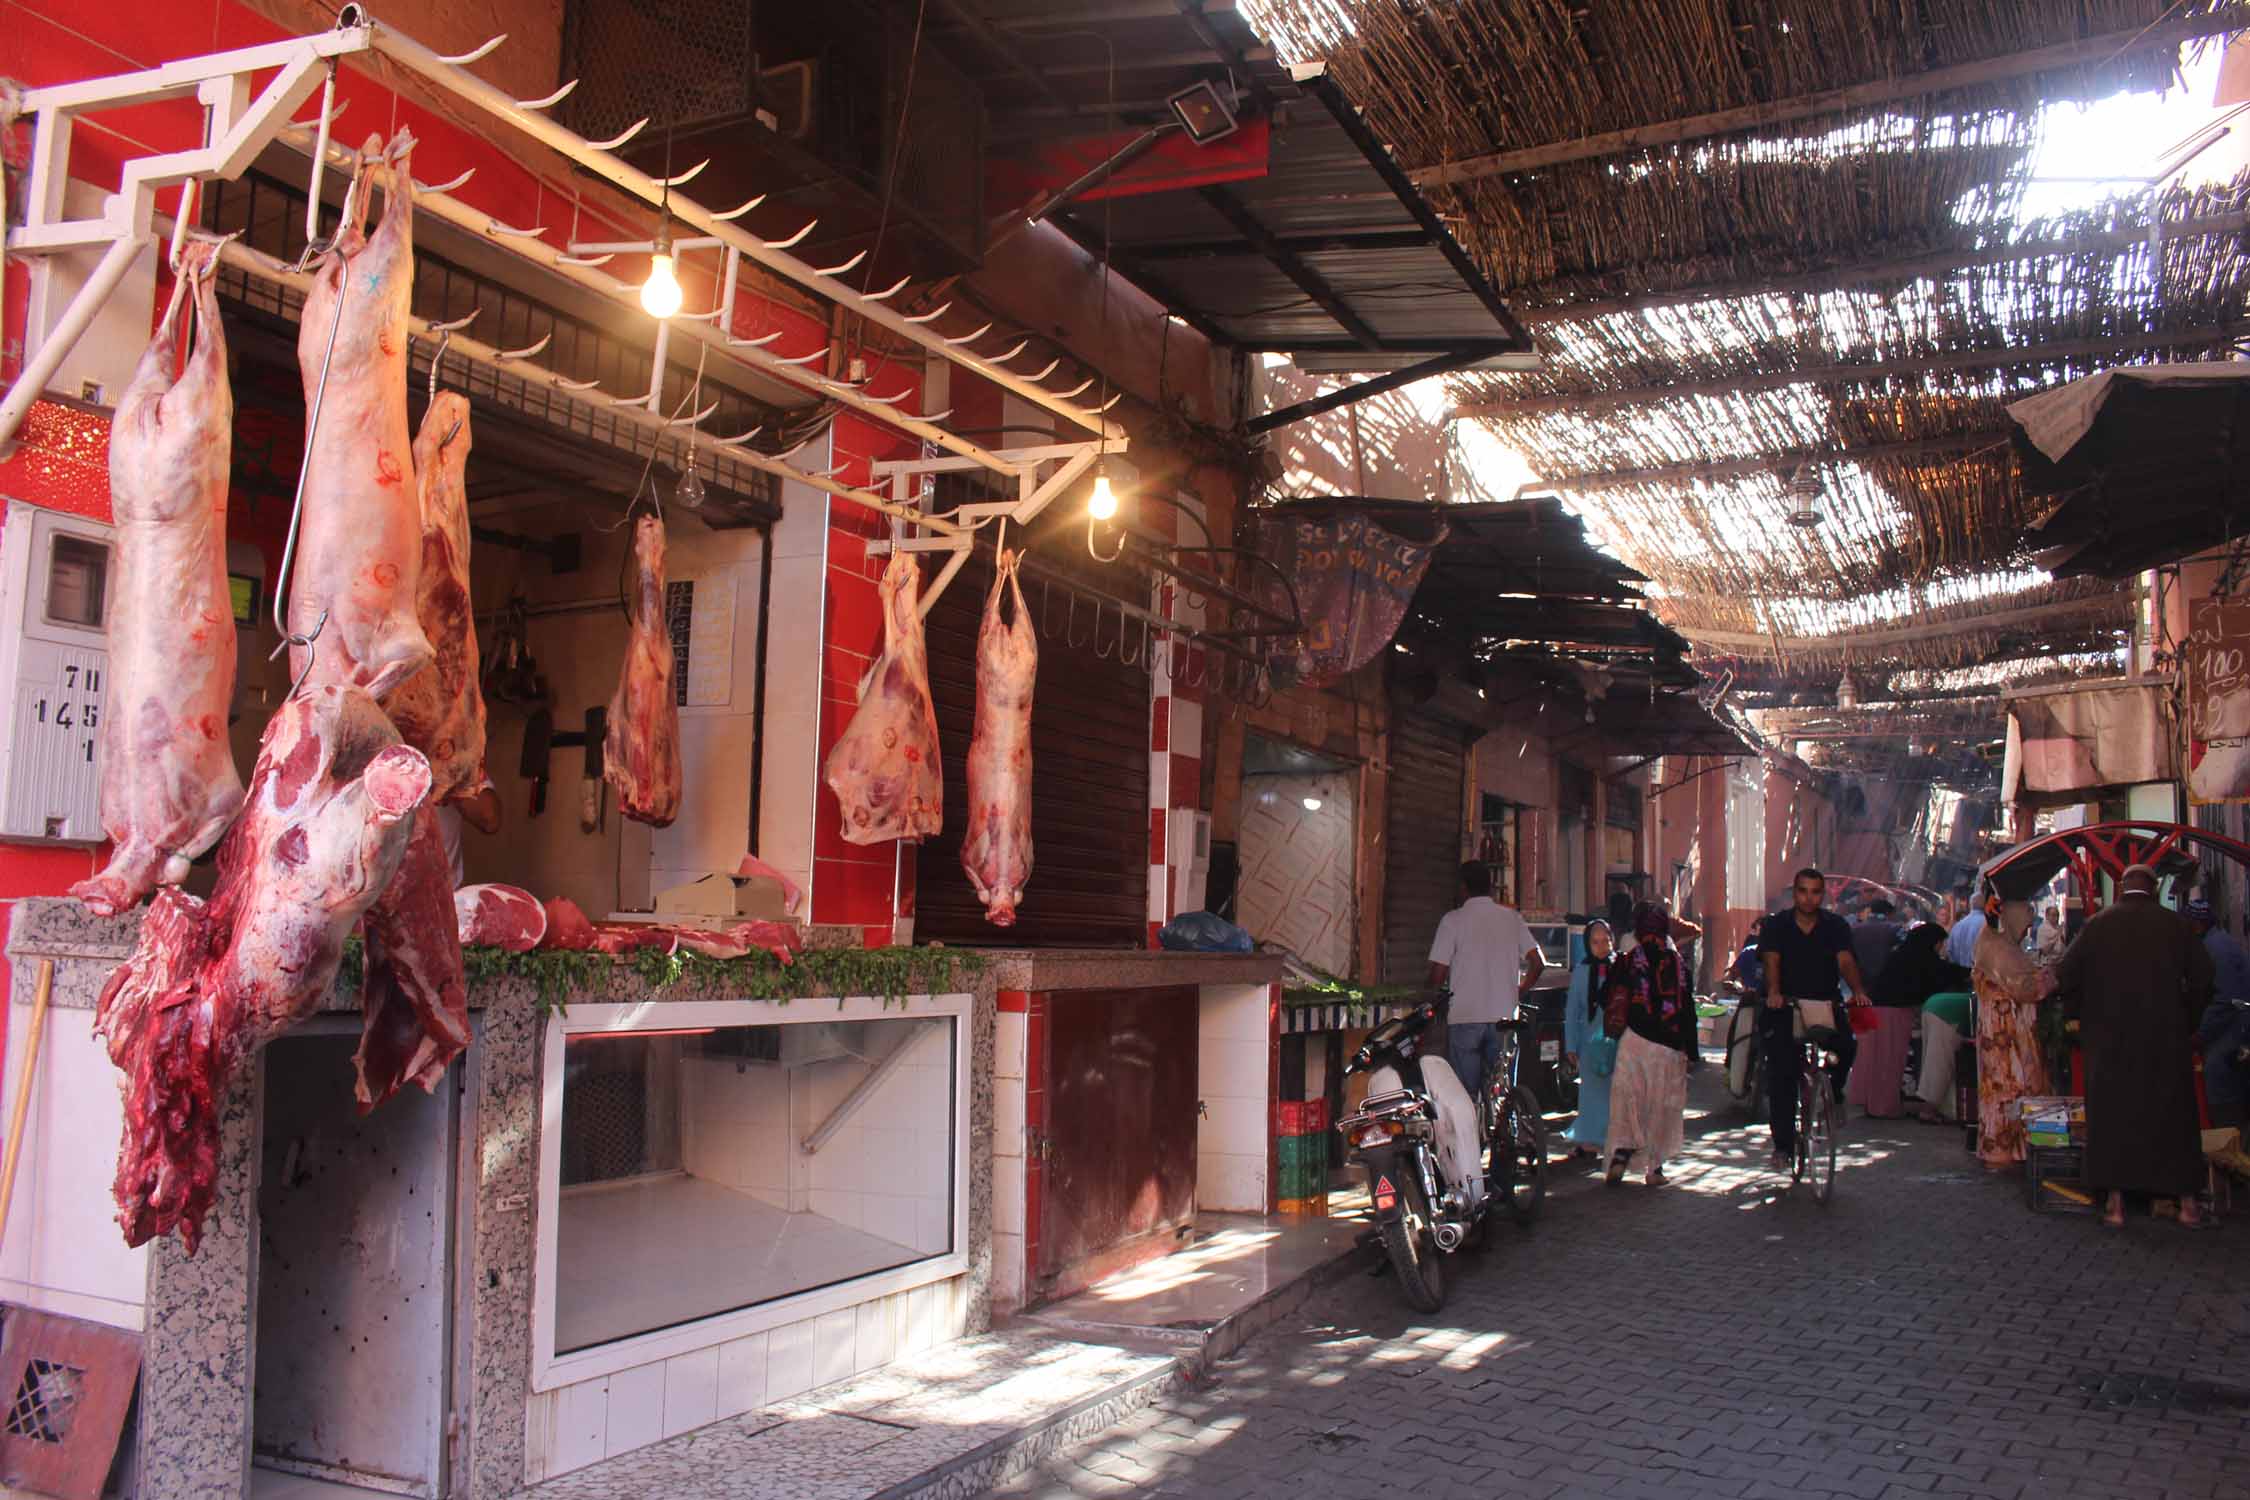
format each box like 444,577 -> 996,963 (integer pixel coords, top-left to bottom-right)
1756,867 -> 1870,1175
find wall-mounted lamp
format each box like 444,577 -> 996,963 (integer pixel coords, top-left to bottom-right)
1301,797 -> 1323,812
1167,80 -> 1240,145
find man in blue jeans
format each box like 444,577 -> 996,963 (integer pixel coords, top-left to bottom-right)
1757,866 -> 1870,1173
1428,861 -> 1547,1096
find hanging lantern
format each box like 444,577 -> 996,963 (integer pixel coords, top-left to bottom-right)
1784,463 -> 1825,528
1837,669 -> 1860,707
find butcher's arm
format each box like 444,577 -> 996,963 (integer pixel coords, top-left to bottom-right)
1428,961 -> 1450,989
1671,915 -> 1704,944
458,783 -> 501,835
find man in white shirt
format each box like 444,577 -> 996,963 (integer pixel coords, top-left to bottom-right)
1428,861 -> 1547,1095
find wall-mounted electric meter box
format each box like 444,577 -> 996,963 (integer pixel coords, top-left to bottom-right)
0,500 -> 115,844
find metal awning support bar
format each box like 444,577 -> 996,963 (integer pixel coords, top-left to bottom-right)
360,15 -> 1125,444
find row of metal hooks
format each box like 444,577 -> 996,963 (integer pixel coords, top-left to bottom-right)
1026,576 -> 1274,705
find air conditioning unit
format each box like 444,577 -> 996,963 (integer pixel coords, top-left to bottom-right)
0,501 -> 115,843
1170,809 -> 1213,914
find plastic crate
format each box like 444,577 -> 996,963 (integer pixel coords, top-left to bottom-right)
1276,1098 -> 1330,1136
2027,1146 -> 2094,1215
1277,1133 -> 1327,1198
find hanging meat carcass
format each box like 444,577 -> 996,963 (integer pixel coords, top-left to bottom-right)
383,391 -> 486,803
288,131 -> 433,701
71,242 -> 245,917
602,513 -> 682,825
961,550 -> 1036,925
96,686 -> 431,1250
825,552 -> 942,844
353,810 -> 470,1110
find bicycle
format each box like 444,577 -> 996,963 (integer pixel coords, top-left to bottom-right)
1788,999 -> 1845,1205
1478,1018 -> 1547,1225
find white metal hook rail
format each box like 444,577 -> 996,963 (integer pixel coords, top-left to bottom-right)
197,230 -> 968,539
1,8 -> 1127,496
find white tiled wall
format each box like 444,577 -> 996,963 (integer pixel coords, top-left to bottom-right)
678,1057 -> 792,1210
1196,984 -> 1273,1213
0,1006 -> 148,1330
991,1010 -> 1028,1314
524,1275 -> 971,1482
756,473 -> 831,909
798,1022 -> 953,1254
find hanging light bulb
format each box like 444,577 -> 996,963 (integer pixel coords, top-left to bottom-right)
1088,467 -> 1118,521
641,227 -> 683,320
675,454 -> 706,510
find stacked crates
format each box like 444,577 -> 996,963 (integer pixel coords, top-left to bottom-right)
1276,1098 -> 1330,1217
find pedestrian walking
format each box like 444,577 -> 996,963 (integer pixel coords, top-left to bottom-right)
2054,864 -> 2214,1229
1848,899 -> 1912,1119
1427,861 -> 1546,1097
1971,897 -> 2049,1171
1602,903 -> 1696,1187
1945,883 -> 1987,967
1562,918 -> 1616,1159
1876,920 -> 1973,1122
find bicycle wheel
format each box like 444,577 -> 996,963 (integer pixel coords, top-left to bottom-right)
1808,1075 -> 1838,1205
1501,1090 -> 1547,1224
1793,1070 -> 1814,1184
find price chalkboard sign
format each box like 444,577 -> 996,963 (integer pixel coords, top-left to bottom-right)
2186,597 -> 2250,804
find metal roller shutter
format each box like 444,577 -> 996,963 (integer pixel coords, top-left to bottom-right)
1383,710 -> 1469,983
915,552 -> 1152,947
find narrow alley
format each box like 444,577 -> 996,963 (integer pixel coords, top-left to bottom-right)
996,1073 -> 2249,1500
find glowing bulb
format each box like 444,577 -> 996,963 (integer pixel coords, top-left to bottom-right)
641,251 -> 683,319
1089,472 -> 1117,520
1302,797 -> 1323,812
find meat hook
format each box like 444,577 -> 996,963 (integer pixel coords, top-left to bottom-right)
517,78 -> 579,111
711,194 -> 766,222
1040,578 -> 1061,638
435,32 -> 508,65
902,301 -> 953,325
762,219 -> 818,251
274,254 -> 353,643
416,166 -> 478,197
1120,617 -> 1147,667
271,608 -> 330,699
426,308 -> 479,402
943,322 -> 992,348
586,118 -> 649,153
496,330 -> 551,361
1094,605 -> 1118,661
1064,592 -> 1088,650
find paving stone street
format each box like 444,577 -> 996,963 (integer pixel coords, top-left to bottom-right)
991,1074 -> 2250,1500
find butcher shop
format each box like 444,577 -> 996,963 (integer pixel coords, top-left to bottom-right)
0,0 -> 1659,1493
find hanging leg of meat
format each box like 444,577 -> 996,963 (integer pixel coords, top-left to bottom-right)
290,131 -> 433,701
353,808 -> 471,1111
95,686 -> 430,1250
602,513 -> 682,825
72,243 -> 245,916
455,883 -> 548,951
961,550 -> 1036,925
824,552 -> 943,844
383,392 -> 486,803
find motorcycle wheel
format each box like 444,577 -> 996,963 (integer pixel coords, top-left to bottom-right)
1380,1178 -> 1448,1313
1501,1092 -> 1547,1225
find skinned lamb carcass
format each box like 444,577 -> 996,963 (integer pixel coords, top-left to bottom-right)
353,809 -> 470,1111
455,883 -> 547,951
960,550 -> 1035,925
72,242 -> 245,917
289,131 -> 433,700
96,685 -> 430,1250
382,392 -> 486,803
602,513 -> 682,825
824,552 -> 942,844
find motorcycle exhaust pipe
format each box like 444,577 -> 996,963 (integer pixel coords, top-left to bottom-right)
1431,1222 -> 1464,1252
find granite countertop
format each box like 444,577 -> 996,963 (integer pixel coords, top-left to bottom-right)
6,900 -> 1284,1009
975,947 -> 1283,992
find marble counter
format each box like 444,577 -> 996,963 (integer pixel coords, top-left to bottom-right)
977,947 -> 1283,993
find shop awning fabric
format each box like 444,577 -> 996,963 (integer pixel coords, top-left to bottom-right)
2000,680 -> 2177,808
2011,361 -> 2250,580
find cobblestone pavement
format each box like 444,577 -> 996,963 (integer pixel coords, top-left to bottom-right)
990,1073 -> 2250,1500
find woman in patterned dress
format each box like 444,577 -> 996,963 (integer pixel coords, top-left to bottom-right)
1603,903 -> 1697,1187
1973,897 -> 2051,1170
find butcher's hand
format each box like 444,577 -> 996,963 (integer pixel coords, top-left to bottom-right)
1764,994 -> 1786,1010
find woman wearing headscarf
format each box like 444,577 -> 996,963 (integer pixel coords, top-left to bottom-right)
1973,896 -> 2051,1170
1562,918 -> 1616,1160
1602,903 -> 1697,1187
1877,920 -> 1972,1123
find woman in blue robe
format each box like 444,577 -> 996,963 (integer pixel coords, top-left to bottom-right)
1563,918 -> 1616,1158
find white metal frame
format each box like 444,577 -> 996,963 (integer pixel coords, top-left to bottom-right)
0,7 -> 1123,606
528,990 -> 971,1392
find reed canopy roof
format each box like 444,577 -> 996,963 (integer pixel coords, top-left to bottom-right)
1245,0 -> 2250,779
